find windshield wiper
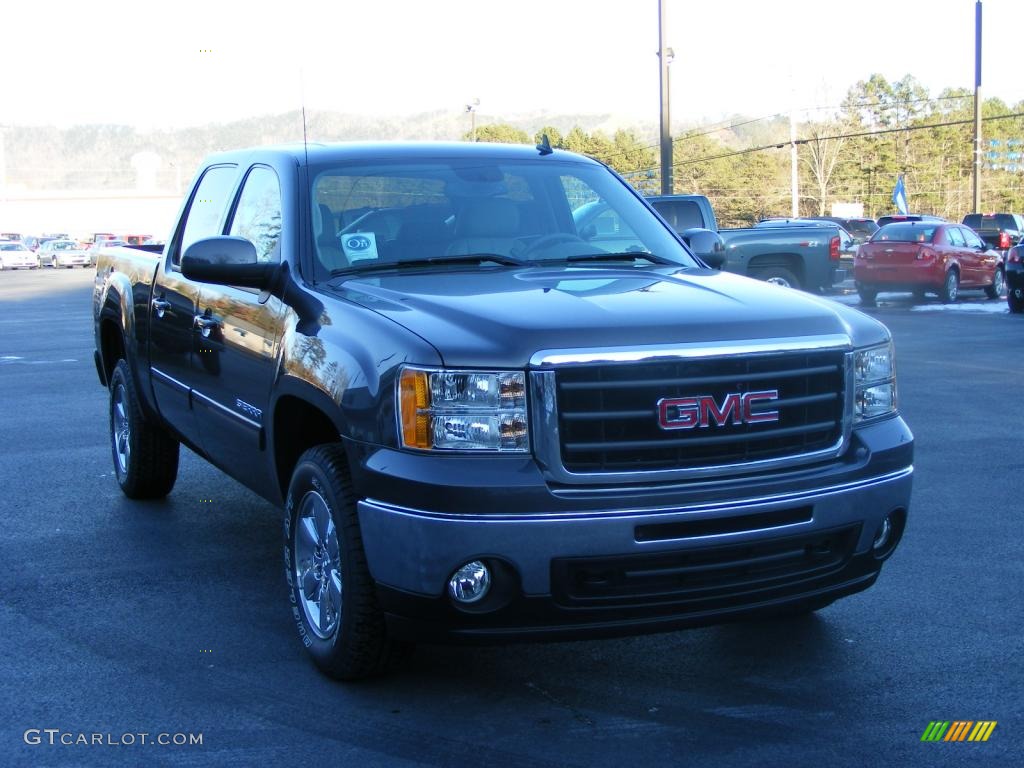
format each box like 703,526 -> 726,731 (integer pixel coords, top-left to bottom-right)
331,252 -> 526,276
537,251 -> 680,266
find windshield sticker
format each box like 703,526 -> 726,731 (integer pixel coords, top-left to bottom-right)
341,232 -> 378,263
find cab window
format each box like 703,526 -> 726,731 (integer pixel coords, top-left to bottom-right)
228,166 -> 283,263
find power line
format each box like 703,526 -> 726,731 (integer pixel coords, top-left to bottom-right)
657,111 -> 1024,171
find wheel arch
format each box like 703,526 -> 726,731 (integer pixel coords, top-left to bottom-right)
270,378 -> 350,503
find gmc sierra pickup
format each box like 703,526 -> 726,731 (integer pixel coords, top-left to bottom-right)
93,142 -> 914,679
646,194 -> 848,292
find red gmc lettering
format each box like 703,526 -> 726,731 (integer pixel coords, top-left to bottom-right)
743,389 -> 779,423
658,390 -> 780,430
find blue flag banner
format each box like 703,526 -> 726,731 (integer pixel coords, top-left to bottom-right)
892,175 -> 909,214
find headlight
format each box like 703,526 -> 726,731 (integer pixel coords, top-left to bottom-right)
398,367 -> 529,452
854,342 -> 897,423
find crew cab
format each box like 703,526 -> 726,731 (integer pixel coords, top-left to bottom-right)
645,194 -> 847,292
93,143 -> 914,679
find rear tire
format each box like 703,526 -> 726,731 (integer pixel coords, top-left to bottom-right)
857,286 -> 877,306
284,444 -> 398,680
756,267 -> 800,290
109,359 -> 179,499
984,269 -> 1005,300
939,270 -> 959,303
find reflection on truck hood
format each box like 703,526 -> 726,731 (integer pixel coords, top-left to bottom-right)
326,266 -> 885,368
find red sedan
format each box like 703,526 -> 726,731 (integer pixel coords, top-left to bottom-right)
854,221 -> 1005,305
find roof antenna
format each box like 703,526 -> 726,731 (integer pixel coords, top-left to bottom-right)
300,66 -> 310,167
536,133 -> 553,156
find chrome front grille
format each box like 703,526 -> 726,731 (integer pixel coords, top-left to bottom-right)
530,337 -> 852,483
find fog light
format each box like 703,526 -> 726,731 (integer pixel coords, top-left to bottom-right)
873,516 -> 893,551
448,561 -> 491,604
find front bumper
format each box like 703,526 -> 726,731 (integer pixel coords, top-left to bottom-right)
1007,262 -> 1024,292
353,416 -> 913,641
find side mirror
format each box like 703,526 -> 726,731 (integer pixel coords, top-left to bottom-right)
181,236 -> 278,290
682,227 -> 726,269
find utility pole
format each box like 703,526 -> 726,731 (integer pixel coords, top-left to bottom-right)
790,105 -> 799,217
466,98 -> 480,142
658,0 -> 673,194
972,0 -> 983,212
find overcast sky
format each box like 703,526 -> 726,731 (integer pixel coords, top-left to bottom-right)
2,0 -> 1021,131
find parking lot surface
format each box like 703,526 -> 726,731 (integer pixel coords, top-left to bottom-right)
1,269 -> 1021,767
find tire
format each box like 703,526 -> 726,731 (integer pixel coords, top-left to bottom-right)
109,359 -> 179,499
984,269 -> 1006,300
284,444 -> 397,680
939,269 -> 959,303
857,286 -> 877,306
52,258 -> 58,268
1009,287 -> 1024,314
756,267 -> 800,290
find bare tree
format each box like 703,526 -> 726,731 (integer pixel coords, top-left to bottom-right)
801,122 -> 847,215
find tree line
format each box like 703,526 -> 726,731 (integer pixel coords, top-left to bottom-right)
466,74 -> 1024,228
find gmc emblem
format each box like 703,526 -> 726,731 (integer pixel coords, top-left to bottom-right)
657,390 -> 780,430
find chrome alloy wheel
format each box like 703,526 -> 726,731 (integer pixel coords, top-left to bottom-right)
112,382 -> 131,475
293,491 -> 342,639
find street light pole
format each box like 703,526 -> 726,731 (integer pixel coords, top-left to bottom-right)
658,0 -> 673,195
972,0 -> 983,212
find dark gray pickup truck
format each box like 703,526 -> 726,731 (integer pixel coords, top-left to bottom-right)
646,194 -> 847,292
93,142 -> 914,679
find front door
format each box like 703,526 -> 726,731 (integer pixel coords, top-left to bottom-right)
149,163 -> 238,448
188,165 -> 286,497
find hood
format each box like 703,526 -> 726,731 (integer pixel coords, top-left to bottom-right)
324,266 -> 888,368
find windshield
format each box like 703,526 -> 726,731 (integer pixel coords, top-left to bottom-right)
1,243 -> 29,251
53,240 -> 77,250
310,157 -> 697,278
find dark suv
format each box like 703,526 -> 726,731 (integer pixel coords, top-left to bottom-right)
876,214 -> 946,229
807,216 -> 878,244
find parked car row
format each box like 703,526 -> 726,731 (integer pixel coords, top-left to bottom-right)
0,232 -> 154,252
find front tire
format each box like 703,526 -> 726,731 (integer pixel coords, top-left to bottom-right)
1009,287 -> 1024,314
284,444 -> 396,680
985,269 -> 1005,300
109,359 -> 179,499
939,269 -> 959,303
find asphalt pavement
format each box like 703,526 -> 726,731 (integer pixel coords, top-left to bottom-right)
1,268 -> 1021,767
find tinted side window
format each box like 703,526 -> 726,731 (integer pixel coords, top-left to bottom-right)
229,166 -> 283,263
175,165 -> 238,265
652,200 -> 706,231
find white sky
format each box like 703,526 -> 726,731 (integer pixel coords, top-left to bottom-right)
1,0 -> 1021,131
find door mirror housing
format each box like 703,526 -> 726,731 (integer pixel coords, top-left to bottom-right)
682,227 -> 727,269
181,236 -> 278,290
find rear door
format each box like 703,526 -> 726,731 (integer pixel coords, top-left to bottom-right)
149,164 -> 238,447
189,164 -> 287,496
